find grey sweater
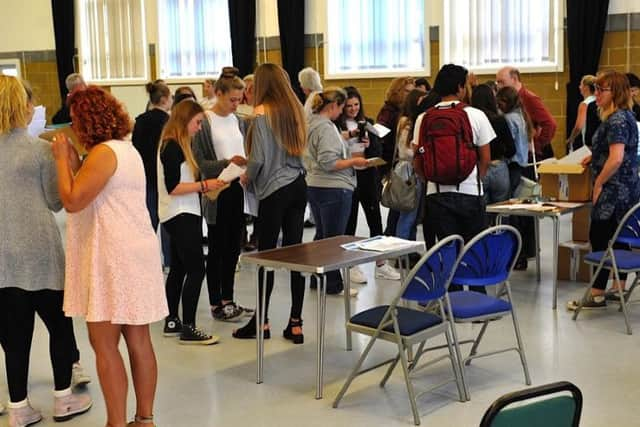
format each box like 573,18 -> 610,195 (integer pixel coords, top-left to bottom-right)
305,114 -> 356,190
245,115 -> 305,200
0,129 -> 64,291
192,113 -> 247,225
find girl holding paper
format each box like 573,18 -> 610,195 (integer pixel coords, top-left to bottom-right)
193,66 -> 253,322
158,99 -> 226,344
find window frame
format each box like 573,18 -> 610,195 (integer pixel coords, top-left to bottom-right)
323,0 -> 430,80
440,0 -> 564,75
76,0 -> 150,86
155,0 -> 233,83
0,59 -> 22,78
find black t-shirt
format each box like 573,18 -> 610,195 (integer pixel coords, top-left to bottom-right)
488,115 -> 516,161
583,102 -> 601,148
132,109 -> 169,191
159,139 -> 186,194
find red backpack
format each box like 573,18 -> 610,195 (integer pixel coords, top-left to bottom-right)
417,102 -> 476,186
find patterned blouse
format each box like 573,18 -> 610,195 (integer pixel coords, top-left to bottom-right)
590,109 -> 640,221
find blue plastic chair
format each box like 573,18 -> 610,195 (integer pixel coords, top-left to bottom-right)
447,225 -> 531,400
332,235 -> 466,426
572,201 -> 640,335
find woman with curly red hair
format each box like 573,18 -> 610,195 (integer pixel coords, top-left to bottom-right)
52,86 -> 168,427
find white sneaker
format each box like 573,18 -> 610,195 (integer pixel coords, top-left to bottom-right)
376,263 -> 401,281
338,288 -> 359,298
53,389 -> 92,422
71,362 -> 91,388
349,266 -> 367,284
8,401 -> 42,427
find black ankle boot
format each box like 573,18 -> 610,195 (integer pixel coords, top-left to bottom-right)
283,318 -> 304,344
232,316 -> 270,339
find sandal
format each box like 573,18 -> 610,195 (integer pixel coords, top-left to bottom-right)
127,414 -> 155,426
232,316 -> 271,339
283,318 -> 304,344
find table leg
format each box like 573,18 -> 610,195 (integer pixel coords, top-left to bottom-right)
343,267 -> 352,351
316,273 -> 327,399
534,217 -> 541,283
256,266 -> 264,384
496,214 -> 504,225
552,217 -> 559,310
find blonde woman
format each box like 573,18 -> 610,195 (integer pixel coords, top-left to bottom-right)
567,75 -> 597,151
158,100 -> 226,343
233,63 -> 308,343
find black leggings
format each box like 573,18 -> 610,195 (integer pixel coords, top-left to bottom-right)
0,288 -> 74,402
207,181 -> 244,306
590,216 -> 628,290
257,175 -> 307,320
162,213 -> 205,326
346,168 -> 383,237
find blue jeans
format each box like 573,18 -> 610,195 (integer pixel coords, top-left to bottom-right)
396,179 -> 424,240
482,161 -> 510,205
307,187 -> 353,293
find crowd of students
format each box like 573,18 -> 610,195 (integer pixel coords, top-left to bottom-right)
2,60 -> 640,426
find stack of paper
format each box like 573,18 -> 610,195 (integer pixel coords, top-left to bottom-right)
341,236 -> 417,252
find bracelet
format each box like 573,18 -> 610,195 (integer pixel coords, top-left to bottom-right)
200,181 -> 205,193
204,180 -> 209,192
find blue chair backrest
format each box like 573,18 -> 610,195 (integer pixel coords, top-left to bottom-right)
615,202 -> 640,248
453,226 -> 521,287
402,235 -> 463,302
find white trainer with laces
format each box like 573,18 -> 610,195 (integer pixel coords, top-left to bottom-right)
349,266 -> 368,284
53,389 -> 92,422
7,400 -> 42,427
376,263 -> 401,281
71,362 -> 91,388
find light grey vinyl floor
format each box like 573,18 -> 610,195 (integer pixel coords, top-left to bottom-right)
1,210 -> 639,427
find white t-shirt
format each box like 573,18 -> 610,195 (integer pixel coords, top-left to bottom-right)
413,101 -> 495,196
345,118 -> 365,154
205,110 -> 246,160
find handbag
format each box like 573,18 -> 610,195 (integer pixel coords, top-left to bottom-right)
514,139 -> 542,199
381,143 -> 417,212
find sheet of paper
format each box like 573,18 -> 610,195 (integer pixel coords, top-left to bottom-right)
366,157 -> 387,167
544,202 -> 584,209
366,123 -> 391,138
355,236 -> 418,252
556,145 -> 591,164
28,105 -> 46,136
218,162 -> 246,182
244,190 -> 259,216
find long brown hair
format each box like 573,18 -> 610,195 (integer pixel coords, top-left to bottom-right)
384,76 -> 415,108
596,70 -> 633,121
250,63 -> 306,157
496,86 -> 534,141
160,100 -> 204,179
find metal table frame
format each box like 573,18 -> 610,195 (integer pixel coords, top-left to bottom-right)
486,202 -> 589,309
241,235 -> 425,399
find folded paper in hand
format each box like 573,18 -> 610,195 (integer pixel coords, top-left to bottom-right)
204,162 -> 245,200
366,157 -> 387,167
366,123 -> 391,138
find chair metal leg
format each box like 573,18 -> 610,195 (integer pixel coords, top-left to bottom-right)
611,265 -> 633,335
380,354 -> 401,388
333,329 -> 383,408
448,320 -> 470,401
256,267 -> 265,384
391,315 -> 421,426
573,257 -> 608,321
444,328 -> 466,402
506,285 -> 531,385
620,275 -> 640,313
465,321 -> 489,366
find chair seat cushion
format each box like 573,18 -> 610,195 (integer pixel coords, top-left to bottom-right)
452,271 -> 509,287
448,291 -> 511,319
350,305 -> 443,336
584,250 -> 640,270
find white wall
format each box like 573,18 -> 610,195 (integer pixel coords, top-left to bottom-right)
0,0 -> 55,52
256,0 -> 279,37
609,0 -> 640,14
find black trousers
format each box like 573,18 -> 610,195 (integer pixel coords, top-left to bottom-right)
162,213 -> 205,326
0,288 -> 74,402
424,192 -> 487,293
257,175 -> 307,320
346,168 -> 383,237
207,181 -> 244,306
590,216 -> 628,290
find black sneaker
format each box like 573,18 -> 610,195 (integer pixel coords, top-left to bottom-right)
605,289 -> 630,302
179,324 -> 219,345
212,303 -> 244,322
567,294 -> 606,310
163,317 -> 182,337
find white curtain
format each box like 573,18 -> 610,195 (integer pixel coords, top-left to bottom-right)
326,0 -> 426,76
79,0 -> 148,82
157,0 -> 233,79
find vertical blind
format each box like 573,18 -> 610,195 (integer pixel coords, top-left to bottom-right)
443,0 -> 560,71
157,0 -> 233,79
325,0 -> 427,77
78,0 -> 148,82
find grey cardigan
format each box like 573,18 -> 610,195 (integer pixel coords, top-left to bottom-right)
192,113 -> 247,225
0,129 -> 64,291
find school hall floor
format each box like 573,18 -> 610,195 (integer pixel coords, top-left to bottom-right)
1,209 -> 639,427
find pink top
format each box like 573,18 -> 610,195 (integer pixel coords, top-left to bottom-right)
64,140 -> 168,324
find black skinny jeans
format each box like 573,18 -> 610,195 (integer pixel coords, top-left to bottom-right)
0,288 -> 74,402
257,175 -> 307,320
590,215 -> 628,290
207,181 -> 244,306
162,213 -> 205,326
346,168 -> 383,237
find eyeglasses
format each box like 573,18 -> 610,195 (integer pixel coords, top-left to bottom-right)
595,85 -> 611,92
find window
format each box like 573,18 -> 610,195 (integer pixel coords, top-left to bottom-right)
157,0 -> 233,80
442,0 -> 563,73
325,0 -> 428,79
77,0 -> 149,84
0,59 -> 21,77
